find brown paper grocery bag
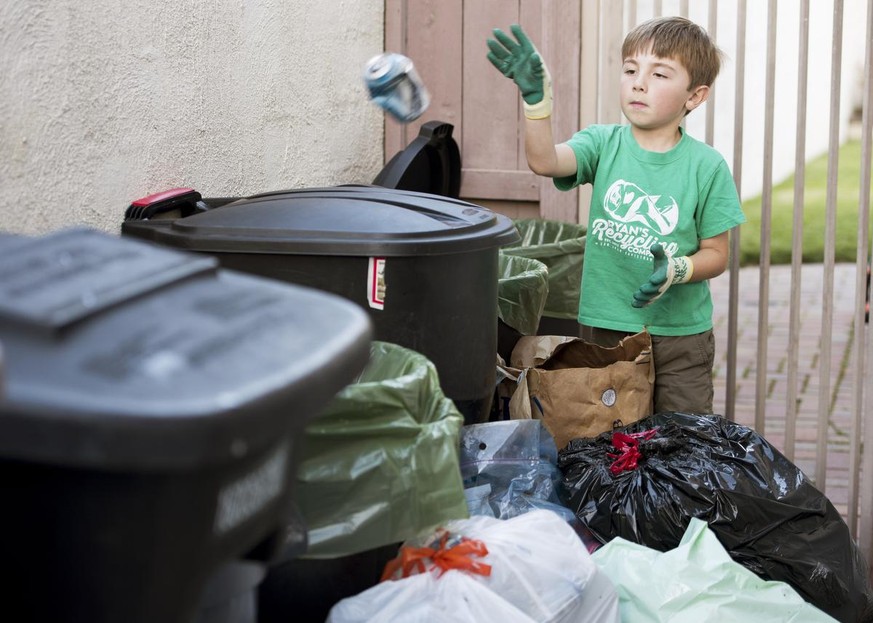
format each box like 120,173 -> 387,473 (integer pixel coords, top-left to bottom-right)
508,330 -> 654,449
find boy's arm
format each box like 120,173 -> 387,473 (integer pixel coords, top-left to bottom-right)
487,24 -> 577,178
632,232 -> 730,308
525,118 -> 578,177
688,232 -> 730,281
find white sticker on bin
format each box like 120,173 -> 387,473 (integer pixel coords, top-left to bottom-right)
367,257 -> 386,310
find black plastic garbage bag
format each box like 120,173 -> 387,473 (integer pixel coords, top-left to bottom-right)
559,412 -> 873,623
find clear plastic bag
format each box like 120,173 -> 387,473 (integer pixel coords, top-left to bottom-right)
459,419 -> 601,552
459,419 -> 563,518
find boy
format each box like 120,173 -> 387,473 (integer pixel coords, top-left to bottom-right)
487,17 -> 745,414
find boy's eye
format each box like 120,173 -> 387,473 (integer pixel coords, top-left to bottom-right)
654,72 -> 667,78
623,68 -> 636,75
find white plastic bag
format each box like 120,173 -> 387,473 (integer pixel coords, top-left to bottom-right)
328,509 -> 619,623
326,569 -> 537,623
446,510 -> 597,621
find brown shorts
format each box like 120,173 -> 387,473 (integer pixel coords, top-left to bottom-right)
579,325 -> 715,415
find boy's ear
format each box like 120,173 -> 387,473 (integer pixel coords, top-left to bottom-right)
685,84 -> 710,112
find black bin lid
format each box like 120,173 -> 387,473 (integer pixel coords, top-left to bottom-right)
0,228 -> 372,470
123,185 -> 520,256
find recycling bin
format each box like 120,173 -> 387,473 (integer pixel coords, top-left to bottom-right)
0,228 -> 372,623
501,218 -> 586,337
496,252 -> 550,363
122,185 -> 520,424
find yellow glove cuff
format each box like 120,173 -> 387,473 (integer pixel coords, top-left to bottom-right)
522,61 -> 552,119
670,256 -> 694,285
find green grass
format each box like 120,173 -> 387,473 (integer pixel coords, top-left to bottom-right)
739,140 -> 873,265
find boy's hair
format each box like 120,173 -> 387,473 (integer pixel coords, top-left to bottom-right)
622,16 -> 724,89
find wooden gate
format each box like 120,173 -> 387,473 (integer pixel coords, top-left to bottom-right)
384,0 -> 581,222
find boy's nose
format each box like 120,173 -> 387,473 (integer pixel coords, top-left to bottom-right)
633,76 -> 646,91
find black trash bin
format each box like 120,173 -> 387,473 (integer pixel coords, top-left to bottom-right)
0,228 -> 372,623
122,185 -> 519,424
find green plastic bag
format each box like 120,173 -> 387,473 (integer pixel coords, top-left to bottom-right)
502,218 -> 586,320
592,518 -> 838,622
295,341 -> 468,558
497,253 -> 549,336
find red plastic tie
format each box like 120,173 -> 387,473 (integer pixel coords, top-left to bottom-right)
608,428 -> 659,475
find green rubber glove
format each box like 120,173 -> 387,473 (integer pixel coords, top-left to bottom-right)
632,243 -> 694,308
486,24 -> 552,119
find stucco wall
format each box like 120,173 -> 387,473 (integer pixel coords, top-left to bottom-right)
0,1 -> 385,235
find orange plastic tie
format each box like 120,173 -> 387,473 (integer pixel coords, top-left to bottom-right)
380,535 -> 491,581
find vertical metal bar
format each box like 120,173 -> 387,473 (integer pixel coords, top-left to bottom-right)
816,0 -> 844,493
864,248 -> 873,567
679,0 -> 689,18
654,0 -> 662,17
852,0 -> 873,547
755,0 -> 778,435
785,0 -> 811,463
705,0 -> 717,147
726,0 -> 747,422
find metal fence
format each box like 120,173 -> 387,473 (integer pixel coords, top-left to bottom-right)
588,0 -> 872,563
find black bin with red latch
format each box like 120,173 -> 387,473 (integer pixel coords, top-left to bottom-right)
121,185 -> 519,424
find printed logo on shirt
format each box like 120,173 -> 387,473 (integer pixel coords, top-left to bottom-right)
603,180 -> 679,234
590,179 -> 680,260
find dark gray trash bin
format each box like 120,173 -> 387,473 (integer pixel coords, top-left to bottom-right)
122,185 -> 519,424
0,228 -> 372,623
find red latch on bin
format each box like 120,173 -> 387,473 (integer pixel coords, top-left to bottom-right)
125,187 -> 203,221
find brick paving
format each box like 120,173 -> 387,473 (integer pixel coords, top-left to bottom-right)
709,262 -> 866,524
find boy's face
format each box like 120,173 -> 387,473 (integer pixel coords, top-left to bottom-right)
620,47 -> 708,133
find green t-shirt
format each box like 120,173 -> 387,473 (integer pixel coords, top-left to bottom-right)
555,124 -> 745,336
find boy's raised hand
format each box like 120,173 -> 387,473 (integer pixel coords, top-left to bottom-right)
486,24 -> 552,119
632,243 -> 694,308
